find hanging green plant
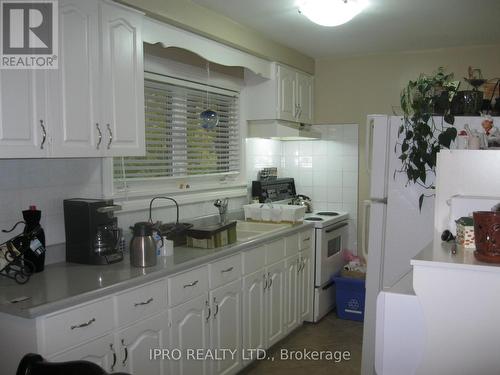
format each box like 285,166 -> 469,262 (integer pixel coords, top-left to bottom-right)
398,67 -> 460,210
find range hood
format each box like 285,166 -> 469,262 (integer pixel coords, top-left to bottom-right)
247,120 -> 321,140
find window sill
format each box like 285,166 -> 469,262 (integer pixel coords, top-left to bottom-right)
112,184 -> 248,213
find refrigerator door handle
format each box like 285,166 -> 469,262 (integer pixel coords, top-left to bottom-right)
361,200 -> 371,262
365,118 -> 374,175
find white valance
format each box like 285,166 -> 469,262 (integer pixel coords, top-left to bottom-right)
143,17 -> 272,79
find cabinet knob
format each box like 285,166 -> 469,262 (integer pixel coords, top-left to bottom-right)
110,343 -> 117,372
134,297 -> 153,307
121,339 -> 128,366
183,280 -> 198,288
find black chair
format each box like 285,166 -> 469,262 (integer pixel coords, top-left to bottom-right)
16,353 -> 131,375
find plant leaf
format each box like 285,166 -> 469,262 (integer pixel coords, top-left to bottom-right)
444,114 -> 455,125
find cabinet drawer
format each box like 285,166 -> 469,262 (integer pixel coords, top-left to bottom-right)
299,230 -> 313,250
41,298 -> 113,355
285,233 -> 300,256
115,279 -> 167,327
242,245 -> 266,275
209,254 -> 242,289
168,266 -> 209,307
266,238 -> 286,264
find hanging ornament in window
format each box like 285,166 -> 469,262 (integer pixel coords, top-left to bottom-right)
200,61 -> 219,130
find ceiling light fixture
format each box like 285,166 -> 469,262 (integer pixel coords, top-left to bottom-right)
298,0 -> 369,27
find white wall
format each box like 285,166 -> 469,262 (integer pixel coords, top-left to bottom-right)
245,124 -> 359,251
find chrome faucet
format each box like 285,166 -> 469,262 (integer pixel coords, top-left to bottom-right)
214,198 -> 229,225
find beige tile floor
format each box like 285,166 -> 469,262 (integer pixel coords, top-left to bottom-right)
239,311 -> 363,375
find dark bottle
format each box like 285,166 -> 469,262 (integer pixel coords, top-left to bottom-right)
23,205 -> 46,273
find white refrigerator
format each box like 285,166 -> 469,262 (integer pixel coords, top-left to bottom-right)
359,114 -> 495,375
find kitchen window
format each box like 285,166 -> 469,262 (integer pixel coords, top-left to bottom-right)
113,72 -> 240,192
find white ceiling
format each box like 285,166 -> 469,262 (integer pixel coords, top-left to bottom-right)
191,0 -> 500,59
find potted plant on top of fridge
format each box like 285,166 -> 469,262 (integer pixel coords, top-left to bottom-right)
398,67 -> 460,210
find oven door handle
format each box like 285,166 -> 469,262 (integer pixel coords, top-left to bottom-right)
325,222 -> 348,233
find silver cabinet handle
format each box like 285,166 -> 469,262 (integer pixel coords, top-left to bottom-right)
110,343 -> 117,372
121,339 -> 128,366
205,300 -> 211,322
299,259 -> 305,272
40,120 -> 46,149
134,297 -> 153,307
221,266 -> 234,273
263,274 -> 268,290
183,280 -> 198,288
213,297 -> 219,319
106,124 -> 113,149
297,105 -> 303,118
303,237 -> 310,242
294,104 -> 300,118
70,317 -> 95,330
268,272 -> 273,288
297,258 -> 301,274
96,123 -> 102,149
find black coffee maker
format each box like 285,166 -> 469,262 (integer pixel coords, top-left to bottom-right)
64,198 -> 123,265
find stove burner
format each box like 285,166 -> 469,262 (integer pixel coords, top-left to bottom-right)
304,217 -> 324,221
316,211 -> 339,216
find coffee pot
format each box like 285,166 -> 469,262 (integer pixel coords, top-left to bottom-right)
130,222 -> 157,267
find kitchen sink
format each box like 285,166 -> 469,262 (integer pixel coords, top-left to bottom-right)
236,220 -> 291,242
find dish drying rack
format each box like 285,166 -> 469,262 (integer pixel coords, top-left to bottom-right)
0,227 -> 41,284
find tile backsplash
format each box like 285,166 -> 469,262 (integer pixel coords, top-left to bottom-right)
246,124 -> 359,251
0,158 -> 103,260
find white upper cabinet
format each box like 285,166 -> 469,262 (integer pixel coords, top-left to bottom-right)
296,72 -> 314,124
0,0 -> 145,159
48,0 -> 100,157
0,70 -> 48,158
100,1 -> 145,156
245,63 -> 314,124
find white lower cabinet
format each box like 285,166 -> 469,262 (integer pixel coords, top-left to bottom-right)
266,260 -> 286,347
285,254 -> 300,333
117,312 -> 168,375
242,269 -> 267,355
242,260 -> 286,353
49,334 -> 115,371
170,294 -> 211,375
209,280 -> 242,375
298,248 -> 313,322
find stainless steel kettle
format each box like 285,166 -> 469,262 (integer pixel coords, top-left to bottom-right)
291,194 -> 313,213
130,222 -> 157,267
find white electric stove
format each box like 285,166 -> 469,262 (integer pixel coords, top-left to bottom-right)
251,178 -> 350,322
304,211 -> 349,322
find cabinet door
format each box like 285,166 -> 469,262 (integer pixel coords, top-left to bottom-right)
170,294 -> 210,375
100,2 -> 145,157
210,280 -> 242,375
48,334 -> 116,373
0,70 -> 47,158
242,270 -> 266,353
118,312 -> 168,375
48,0 -> 101,157
266,260 -> 286,347
297,73 -> 314,124
285,255 -> 300,333
276,65 -> 296,122
299,248 -> 313,322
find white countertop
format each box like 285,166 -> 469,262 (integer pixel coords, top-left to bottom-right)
411,237 -> 500,273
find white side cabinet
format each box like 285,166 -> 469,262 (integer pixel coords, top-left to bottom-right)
0,0 -> 145,158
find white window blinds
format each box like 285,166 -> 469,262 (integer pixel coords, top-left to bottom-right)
114,75 -> 240,184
